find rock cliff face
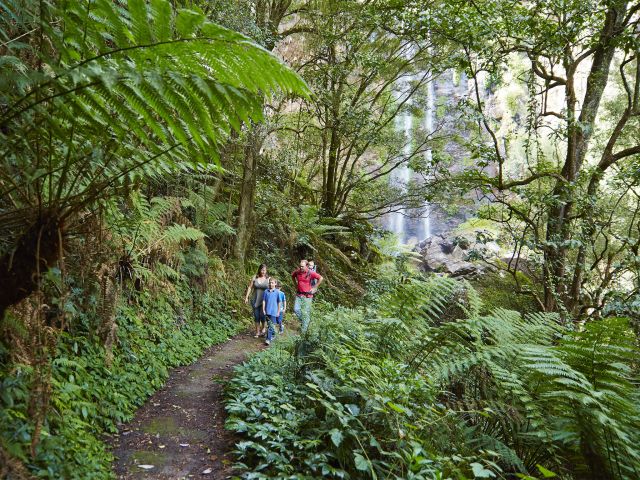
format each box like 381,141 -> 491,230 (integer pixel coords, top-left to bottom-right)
415,231 -> 501,278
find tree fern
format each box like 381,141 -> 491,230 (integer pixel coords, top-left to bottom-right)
0,0 -> 307,311
550,318 -> 640,479
372,277 -> 639,478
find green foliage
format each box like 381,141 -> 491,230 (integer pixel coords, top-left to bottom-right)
250,194 -> 372,307
0,282 -> 240,478
226,276 -> 640,479
420,0 -> 640,315
0,0 -> 307,260
471,271 -> 540,314
288,205 -> 349,252
186,185 -> 236,239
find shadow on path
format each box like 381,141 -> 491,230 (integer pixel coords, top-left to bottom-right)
109,331 -> 264,479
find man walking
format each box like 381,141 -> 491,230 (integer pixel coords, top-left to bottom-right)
291,259 -> 323,333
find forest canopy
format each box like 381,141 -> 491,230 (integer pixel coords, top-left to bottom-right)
1,0 -> 639,479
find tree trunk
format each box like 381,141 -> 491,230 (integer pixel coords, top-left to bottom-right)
321,43 -> 342,216
543,2 -> 627,312
230,1 -> 293,260
233,131 -> 262,261
322,123 -> 340,215
0,214 -> 63,319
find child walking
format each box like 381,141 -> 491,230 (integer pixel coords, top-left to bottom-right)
262,278 -> 281,346
276,281 -> 287,333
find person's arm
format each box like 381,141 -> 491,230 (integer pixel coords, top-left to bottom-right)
312,273 -> 323,292
244,277 -> 255,304
262,295 -> 267,315
277,298 -> 281,317
291,270 -> 297,287
283,297 -> 287,313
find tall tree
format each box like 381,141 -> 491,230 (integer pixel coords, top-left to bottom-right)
291,0 -> 449,218
203,0 -> 301,261
427,0 -> 640,315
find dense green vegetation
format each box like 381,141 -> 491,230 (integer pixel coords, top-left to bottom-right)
1,0 -> 640,478
1,283 -> 239,477
226,275 -> 640,479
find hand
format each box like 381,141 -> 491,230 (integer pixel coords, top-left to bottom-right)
311,287 -> 317,294
244,297 -> 249,304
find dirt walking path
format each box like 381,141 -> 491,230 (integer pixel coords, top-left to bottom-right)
108,331 -> 264,479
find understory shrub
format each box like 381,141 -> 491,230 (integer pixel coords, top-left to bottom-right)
0,283 -> 241,479
226,276 -> 640,479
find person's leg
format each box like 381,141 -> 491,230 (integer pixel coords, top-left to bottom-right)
300,297 -> 312,333
294,296 -> 302,324
266,315 -> 275,344
261,310 -> 267,334
278,314 -> 284,333
253,307 -> 261,337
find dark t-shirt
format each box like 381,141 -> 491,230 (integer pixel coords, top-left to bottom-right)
292,269 -> 321,297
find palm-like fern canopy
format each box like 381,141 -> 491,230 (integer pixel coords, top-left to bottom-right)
0,0 -> 308,312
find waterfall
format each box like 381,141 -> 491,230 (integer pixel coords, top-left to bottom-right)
422,66 -> 435,240
384,64 -> 473,244
386,72 -> 435,244
387,75 -> 414,243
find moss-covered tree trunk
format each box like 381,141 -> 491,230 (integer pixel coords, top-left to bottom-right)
543,2 -> 627,312
234,134 -> 260,262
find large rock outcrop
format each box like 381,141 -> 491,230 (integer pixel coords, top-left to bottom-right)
415,231 -> 500,278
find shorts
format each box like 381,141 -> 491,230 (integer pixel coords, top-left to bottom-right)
253,307 -> 265,324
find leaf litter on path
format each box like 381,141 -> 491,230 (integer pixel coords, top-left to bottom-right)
108,331 -> 264,479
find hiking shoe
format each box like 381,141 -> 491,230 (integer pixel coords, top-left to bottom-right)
279,326 -> 284,333
265,340 -> 270,346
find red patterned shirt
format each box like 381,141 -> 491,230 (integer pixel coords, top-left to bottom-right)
292,269 -> 321,297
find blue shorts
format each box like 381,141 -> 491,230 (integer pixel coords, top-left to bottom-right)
253,307 -> 265,324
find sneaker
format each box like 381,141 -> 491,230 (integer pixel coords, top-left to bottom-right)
265,340 -> 270,346
279,326 -> 284,333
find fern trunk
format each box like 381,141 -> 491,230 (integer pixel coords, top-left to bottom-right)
0,215 -> 62,319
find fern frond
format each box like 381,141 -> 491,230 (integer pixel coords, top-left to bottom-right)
0,0 -> 308,256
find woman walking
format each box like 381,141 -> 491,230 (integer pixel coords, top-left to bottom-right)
244,264 -> 270,337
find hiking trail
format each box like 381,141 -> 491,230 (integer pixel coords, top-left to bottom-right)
108,331 -> 264,479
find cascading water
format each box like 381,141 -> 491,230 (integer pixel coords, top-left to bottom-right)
384,60 -> 474,246
386,71 -> 435,245
421,68 -> 435,241
387,75 -> 414,243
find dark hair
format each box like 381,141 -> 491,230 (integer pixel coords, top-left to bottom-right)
256,264 -> 268,277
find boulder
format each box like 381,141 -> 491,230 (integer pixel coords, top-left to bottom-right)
415,230 -> 501,278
